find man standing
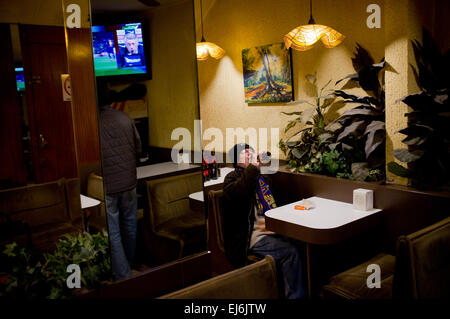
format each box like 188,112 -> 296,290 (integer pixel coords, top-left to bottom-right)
98,87 -> 141,281
222,143 -> 306,299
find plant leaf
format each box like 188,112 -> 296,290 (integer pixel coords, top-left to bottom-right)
285,99 -> 313,106
336,73 -> 359,86
321,79 -> 332,92
387,161 -> 410,178
284,120 -> 298,133
401,135 -> 428,146
281,111 -> 302,116
337,120 -> 366,141
325,121 -> 343,133
351,162 -> 370,181
340,79 -> 361,90
299,106 -> 316,124
364,120 -> 385,135
339,108 -> 381,119
318,133 -> 333,145
365,129 -> 385,159
284,141 -> 298,147
393,148 -> 425,163
341,143 -> 353,151
292,147 -> 307,159
397,124 -> 433,136
398,91 -> 435,111
322,96 -> 336,109
334,90 -> 379,106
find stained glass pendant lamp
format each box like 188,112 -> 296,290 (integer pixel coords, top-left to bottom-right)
284,0 -> 345,51
196,0 -> 225,60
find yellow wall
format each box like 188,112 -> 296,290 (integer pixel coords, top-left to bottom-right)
142,0 -> 200,150
0,0 -> 64,26
384,0 -> 434,185
196,0 -> 385,158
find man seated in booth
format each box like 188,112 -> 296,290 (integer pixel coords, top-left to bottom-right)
222,143 -> 306,299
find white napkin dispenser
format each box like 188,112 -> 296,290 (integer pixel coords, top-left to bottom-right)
353,188 -> 374,211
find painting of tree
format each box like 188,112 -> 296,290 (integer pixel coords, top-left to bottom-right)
242,43 -> 293,103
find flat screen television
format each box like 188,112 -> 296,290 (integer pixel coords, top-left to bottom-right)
15,67 -> 25,92
92,22 -> 151,80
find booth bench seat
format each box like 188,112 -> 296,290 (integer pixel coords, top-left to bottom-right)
0,178 -> 83,253
321,217 -> 450,299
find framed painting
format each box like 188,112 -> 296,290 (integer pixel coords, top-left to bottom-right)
242,42 -> 294,103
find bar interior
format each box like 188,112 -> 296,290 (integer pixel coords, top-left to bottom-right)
0,0 -> 449,301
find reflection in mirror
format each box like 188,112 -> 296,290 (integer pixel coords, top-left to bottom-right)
0,0 -> 110,299
90,0 -> 206,280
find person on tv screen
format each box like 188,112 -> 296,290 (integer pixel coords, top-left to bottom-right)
119,32 -> 145,68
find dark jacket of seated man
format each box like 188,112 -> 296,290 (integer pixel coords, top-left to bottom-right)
223,163 -> 269,267
222,144 -> 306,299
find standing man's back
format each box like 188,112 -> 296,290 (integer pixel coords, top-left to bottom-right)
99,105 -> 141,195
98,98 -> 141,281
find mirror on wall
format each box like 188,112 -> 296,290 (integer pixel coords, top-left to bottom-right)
90,0 -> 207,278
0,0 -> 110,299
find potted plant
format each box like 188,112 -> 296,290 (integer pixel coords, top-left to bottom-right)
388,29 -> 450,190
326,44 -> 387,182
0,230 -> 112,299
279,72 -> 351,178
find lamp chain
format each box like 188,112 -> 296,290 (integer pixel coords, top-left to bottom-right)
308,0 -> 315,24
200,0 -> 205,42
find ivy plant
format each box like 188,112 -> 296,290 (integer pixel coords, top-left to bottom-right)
0,230 -> 111,299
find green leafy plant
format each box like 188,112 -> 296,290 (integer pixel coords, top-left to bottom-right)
388,29 -> 450,190
0,242 -> 47,299
279,72 -> 350,178
0,230 -> 111,299
326,44 -> 387,181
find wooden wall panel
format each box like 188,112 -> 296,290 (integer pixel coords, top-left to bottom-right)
76,251 -> 211,299
64,27 -> 101,166
0,24 -> 27,187
21,25 -> 78,183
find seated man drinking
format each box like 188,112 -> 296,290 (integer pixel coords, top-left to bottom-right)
222,143 -> 306,299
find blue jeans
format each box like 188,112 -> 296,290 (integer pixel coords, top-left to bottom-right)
250,234 -> 306,299
106,188 -> 137,281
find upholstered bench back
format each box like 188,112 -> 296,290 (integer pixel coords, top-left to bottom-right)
393,216 -> 450,299
0,179 -> 70,229
159,255 -> 279,299
146,172 -> 203,232
86,173 -> 107,230
0,178 -> 82,252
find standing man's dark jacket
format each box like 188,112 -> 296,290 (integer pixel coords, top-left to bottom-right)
99,105 -> 141,194
222,165 -> 277,267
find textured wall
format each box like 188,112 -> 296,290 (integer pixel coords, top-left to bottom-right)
385,0 -> 434,185
143,0 -> 200,150
195,0 -> 385,159
0,0 -> 64,26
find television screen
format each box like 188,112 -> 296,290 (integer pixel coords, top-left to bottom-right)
92,22 -> 149,78
15,67 -> 25,92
